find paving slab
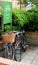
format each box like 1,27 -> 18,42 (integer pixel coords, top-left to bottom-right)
21,47 -> 38,65
31,63 -> 38,65
32,57 -> 38,64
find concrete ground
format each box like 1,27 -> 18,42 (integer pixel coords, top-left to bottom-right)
0,46 -> 38,65
21,46 -> 38,65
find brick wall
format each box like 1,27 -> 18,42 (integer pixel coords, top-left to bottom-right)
0,57 -> 28,65
26,32 -> 38,46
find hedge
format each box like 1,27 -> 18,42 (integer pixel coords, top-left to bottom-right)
0,7 -> 38,32
23,7 -> 38,32
12,8 -> 28,30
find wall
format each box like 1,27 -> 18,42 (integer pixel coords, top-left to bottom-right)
26,32 -> 38,46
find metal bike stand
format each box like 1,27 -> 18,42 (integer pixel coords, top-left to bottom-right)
4,43 -> 13,59
0,46 -> 5,57
14,34 -> 22,61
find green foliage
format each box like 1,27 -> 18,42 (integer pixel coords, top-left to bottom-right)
30,6 -> 38,12
12,8 -> 28,30
0,7 -> 2,16
0,7 -> 38,32
24,7 -> 38,32
0,30 -> 2,34
4,25 -> 12,32
12,26 -> 22,31
30,0 -> 38,3
12,8 -> 38,32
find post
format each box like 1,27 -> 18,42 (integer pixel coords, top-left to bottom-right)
20,0 -> 21,9
2,0 -> 12,32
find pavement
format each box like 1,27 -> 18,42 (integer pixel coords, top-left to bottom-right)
21,46 -> 38,65
0,46 -> 38,65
